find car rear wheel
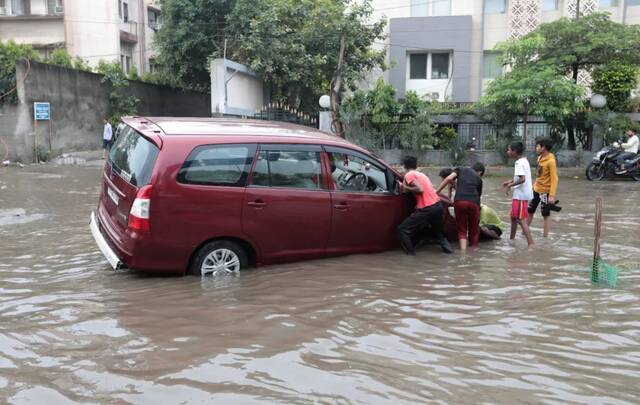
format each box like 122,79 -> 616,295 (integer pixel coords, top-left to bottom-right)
189,240 -> 248,276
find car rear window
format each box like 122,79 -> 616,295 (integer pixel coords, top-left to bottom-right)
108,125 -> 159,186
177,144 -> 256,187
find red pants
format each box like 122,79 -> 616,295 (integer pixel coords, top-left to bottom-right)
453,200 -> 480,247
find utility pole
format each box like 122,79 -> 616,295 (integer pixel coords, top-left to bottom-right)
575,0 -> 580,19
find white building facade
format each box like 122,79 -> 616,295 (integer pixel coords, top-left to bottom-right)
0,0 -> 161,74
369,0 -> 640,102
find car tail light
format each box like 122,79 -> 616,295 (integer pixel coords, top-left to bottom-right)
128,185 -> 152,233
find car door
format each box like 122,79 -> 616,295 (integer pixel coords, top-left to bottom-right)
325,146 -> 413,255
242,144 -> 332,264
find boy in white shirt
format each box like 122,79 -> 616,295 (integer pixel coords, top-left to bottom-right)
502,142 -> 534,247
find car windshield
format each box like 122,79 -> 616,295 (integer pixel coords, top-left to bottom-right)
108,125 -> 159,186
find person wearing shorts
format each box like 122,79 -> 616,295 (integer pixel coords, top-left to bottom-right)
502,142 -> 534,247
527,138 -> 559,237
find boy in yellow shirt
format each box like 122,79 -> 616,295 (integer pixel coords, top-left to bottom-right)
527,138 -> 561,237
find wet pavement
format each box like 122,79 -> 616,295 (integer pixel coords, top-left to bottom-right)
0,164 -> 639,404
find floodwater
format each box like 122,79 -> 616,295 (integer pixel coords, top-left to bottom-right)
1,164 -> 639,404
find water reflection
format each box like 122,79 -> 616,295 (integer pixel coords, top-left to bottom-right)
0,165 -> 639,403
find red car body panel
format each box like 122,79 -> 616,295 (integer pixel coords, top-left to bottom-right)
94,117 -> 420,274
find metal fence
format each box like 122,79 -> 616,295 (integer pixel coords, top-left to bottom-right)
251,103 -> 318,128
457,121 -> 553,150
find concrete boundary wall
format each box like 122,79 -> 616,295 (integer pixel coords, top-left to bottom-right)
0,61 -> 210,162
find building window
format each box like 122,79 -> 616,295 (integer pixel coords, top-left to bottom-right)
432,0 -> 451,16
483,52 -> 502,79
409,53 -> 428,79
149,58 -> 158,73
599,0 -> 619,6
118,0 -> 122,18
123,1 -> 129,22
543,0 -> 558,10
410,0 -> 428,17
431,53 -> 449,79
148,8 -> 160,30
411,0 -> 451,17
484,0 -> 506,14
47,0 -> 63,14
628,0 -> 640,5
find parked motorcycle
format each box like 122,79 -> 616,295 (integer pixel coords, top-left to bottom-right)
586,143 -> 640,181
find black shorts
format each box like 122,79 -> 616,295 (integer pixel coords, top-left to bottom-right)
103,139 -> 111,149
528,191 -> 551,217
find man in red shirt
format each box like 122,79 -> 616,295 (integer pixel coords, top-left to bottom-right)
398,156 -> 453,255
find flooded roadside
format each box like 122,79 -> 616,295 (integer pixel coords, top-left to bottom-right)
0,164 -> 639,403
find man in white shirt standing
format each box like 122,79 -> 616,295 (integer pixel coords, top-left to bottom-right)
102,119 -> 113,160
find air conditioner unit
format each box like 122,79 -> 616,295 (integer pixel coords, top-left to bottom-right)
54,5 -> 64,14
0,7 -> 7,16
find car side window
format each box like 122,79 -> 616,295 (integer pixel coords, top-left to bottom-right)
326,149 -> 390,193
177,144 -> 256,186
251,149 -> 324,190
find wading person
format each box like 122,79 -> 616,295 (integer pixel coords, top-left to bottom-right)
397,156 -> 453,255
436,162 -> 485,253
502,142 -> 534,247
528,138 -> 560,237
102,118 -> 113,160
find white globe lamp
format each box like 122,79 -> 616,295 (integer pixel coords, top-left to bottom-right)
590,94 -> 606,109
319,95 -> 331,110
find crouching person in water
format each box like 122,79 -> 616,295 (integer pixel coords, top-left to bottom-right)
479,204 -> 504,241
397,156 -> 453,255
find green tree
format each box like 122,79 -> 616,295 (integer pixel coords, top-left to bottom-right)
226,0 -> 386,112
96,61 -> 140,125
0,41 -> 40,105
498,13 -> 640,148
480,66 -> 584,147
154,0 -> 235,91
592,62 -> 639,112
48,48 -> 92,71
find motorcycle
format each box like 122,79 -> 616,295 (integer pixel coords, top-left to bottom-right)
586,143 -> 640,181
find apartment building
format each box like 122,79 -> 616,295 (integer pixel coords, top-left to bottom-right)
370,0 -> 640,103
0,0 -> 161,74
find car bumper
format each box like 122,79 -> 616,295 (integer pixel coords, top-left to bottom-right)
90,211 -> 124,270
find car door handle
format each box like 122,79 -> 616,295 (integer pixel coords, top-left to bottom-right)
333,202 -> 350,211
248,200 -> 267,208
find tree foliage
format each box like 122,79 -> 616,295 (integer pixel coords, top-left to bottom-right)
48,48 -> 92,71
154,0 -> 386,112
0,41 -> 39,105
155,0 -> 234,91
592,62 -> 639,112
480,65 -> 584,145
226,0 -> 386,111
96,61 -> 140,126
341,80 -> 462,151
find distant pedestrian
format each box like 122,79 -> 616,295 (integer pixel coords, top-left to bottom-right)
502,142 -> 534,247
102,119 -> 113,160
528,138 -> 560,237
436,162 -> 485,253
397,156 -> 453,255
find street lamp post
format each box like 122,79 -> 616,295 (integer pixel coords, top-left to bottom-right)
590,94 -> 607,151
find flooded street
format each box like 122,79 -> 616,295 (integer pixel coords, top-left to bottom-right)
1,164 -> 639,404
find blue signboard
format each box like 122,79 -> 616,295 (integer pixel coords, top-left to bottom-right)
34,102 -> 50,121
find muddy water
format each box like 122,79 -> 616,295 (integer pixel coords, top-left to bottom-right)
0,165 -> 639,404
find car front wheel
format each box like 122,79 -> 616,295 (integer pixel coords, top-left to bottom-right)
189,240 -> 248,276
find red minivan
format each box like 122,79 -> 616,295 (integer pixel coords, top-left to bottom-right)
90,117 -> 415,276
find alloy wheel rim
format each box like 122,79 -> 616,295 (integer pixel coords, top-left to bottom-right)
201,249 -> 240,276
